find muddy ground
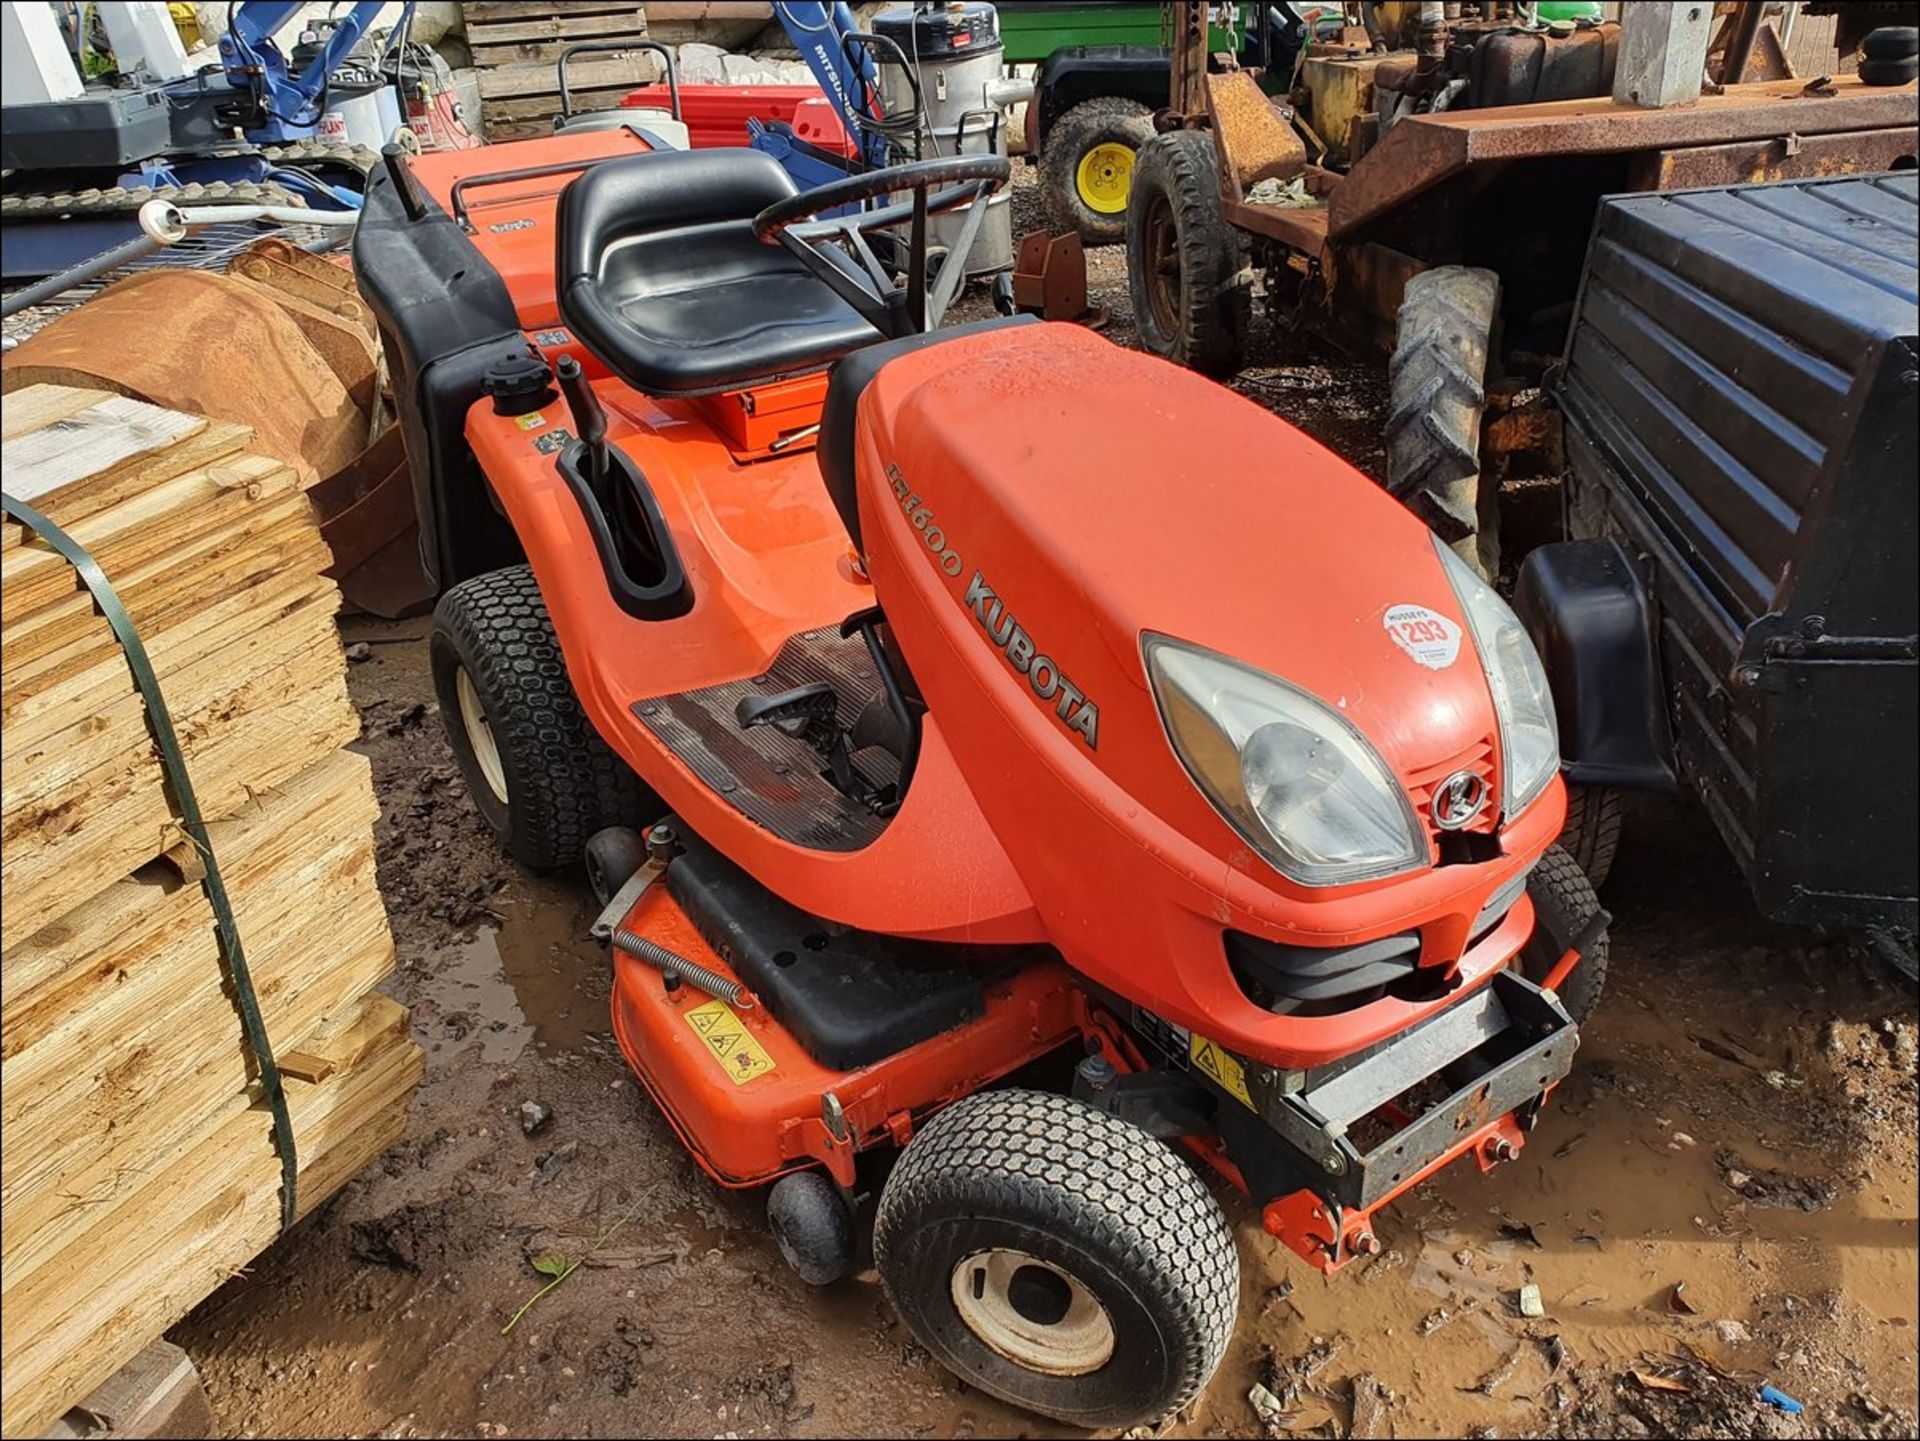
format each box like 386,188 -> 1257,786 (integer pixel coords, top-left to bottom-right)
174,171 -> 1917,1439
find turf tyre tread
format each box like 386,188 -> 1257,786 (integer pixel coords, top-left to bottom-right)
431,565 -> 654,870
872,1088 -> 1238,1429
1557,784 -> 1624,888
1523,843 -> 1609,1026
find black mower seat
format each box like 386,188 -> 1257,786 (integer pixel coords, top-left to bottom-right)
557,148 -> 878,396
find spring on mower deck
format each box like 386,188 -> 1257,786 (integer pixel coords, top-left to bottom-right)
612,929 -> 755,1009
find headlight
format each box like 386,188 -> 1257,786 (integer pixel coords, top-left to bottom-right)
1144,635 -> 1427,886
1433,538 -> 1559,819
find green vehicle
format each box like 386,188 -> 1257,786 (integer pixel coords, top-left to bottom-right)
1003,2 -> 1308,244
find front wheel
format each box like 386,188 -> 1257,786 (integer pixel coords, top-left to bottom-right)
1385,265 -> 1500,577
1521,844 -> 1609,1026
873,1090 -> 1238,1430
430,565 -> 658,870
1557,784 -> 1624,888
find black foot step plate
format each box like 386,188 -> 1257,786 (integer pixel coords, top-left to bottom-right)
632,626 -> 897,852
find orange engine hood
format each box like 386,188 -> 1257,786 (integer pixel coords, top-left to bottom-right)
854,321 -> 1503,829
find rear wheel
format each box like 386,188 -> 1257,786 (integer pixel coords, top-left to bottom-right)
1126,129 -> 1249,378
1556,784 -> 1624,888
430,565 -> 658,870
873,1089 -> 1238,1430
1386,265 -> 1500,577
1521,844 -> 1608,1026
1041,98 -> 1155,245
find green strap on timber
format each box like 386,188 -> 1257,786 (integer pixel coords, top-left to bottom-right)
3,490 -> 299,1231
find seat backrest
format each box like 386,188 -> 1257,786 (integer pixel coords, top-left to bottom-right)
556,148 -> 798,294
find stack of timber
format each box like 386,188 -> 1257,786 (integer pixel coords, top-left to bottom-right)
463,2 -> 663,141
0,385 -> 421,1438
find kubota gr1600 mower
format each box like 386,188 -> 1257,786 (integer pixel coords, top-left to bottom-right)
356,124 -> 1607,1428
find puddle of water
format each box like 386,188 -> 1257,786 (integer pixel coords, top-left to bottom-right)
417,926 -> 535,1065
416,881 -> 605,1063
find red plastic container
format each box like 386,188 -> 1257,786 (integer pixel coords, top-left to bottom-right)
621,83 -> 857,156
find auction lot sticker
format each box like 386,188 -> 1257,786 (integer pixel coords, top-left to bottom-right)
1384,603 -> 1462,670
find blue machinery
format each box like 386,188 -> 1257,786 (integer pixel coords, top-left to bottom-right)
214,1 -> 415,150
751,1 -> 902,187
1,1 -> 417,277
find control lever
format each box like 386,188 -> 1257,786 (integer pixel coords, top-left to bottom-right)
555,354 -> 611,497
381,143 -> 426,222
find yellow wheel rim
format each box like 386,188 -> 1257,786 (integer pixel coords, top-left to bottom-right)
1075,142 -> 1135,215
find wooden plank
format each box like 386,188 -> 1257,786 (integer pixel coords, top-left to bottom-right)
476,54 -> 660,98
464,9 -> 646,49
464,0 -> 648,21
636,2 -> 773,19
0,390 -> 207,508
0,383 -> 98,441
482,115 -> 570,142
1,455 -> 293,626
0,1001 -> 421,1437
473,33 -> 651,67
482,88 -> 634,125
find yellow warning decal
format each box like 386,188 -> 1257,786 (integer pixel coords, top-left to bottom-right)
1190,1033 -> 1255,1110
683,999 -> 777,1085
514,411 -> 546,430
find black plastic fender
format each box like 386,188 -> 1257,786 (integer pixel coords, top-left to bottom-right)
1513,539 -> 1676,791
353,164 -> 529,592
1032,45 -> 1172,144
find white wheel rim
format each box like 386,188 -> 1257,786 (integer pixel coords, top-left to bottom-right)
950,1249 -> 1116,1377
455,665 -> 508,805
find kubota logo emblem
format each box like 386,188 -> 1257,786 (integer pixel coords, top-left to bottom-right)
1431,770 -> 1488,831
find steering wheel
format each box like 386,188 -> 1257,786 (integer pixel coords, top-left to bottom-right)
753,154 -> 1011,339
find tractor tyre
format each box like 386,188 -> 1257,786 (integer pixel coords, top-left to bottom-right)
430,565 -> 658,871
1386,265 -> 1501,577
873,1089 -> 1238,1430
1126,129 -> 1250,378
1041,97 -> 1156,245
1521,844 -> 1609,1027
1557,784 -> 1624,889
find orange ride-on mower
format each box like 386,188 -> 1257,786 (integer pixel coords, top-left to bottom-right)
356,126 -> 1608,1428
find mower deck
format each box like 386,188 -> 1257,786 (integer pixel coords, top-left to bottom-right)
611,873 -> 1083,1190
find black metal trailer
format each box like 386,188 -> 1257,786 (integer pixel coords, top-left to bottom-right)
1517,171 -> 1918,971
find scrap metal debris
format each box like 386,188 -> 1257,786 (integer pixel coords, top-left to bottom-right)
1349,1373 -> 1391,1439
1462,1345 -> 1524,1398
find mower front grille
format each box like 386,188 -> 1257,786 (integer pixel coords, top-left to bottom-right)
1403,737 -> 1499,845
